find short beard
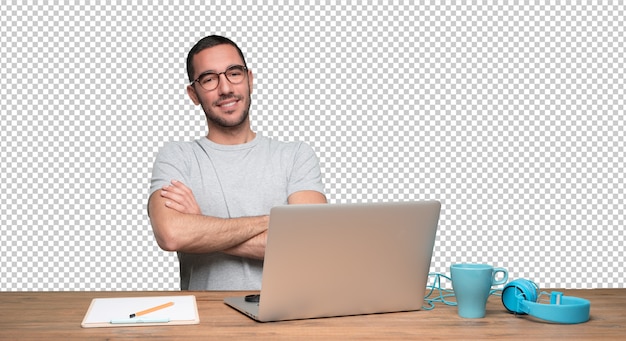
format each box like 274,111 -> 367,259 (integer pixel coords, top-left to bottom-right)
202,95 -> 252,129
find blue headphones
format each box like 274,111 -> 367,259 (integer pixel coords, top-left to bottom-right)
501,279 -> 590,324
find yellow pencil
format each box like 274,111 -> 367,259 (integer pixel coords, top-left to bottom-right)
129,301 -> 174,318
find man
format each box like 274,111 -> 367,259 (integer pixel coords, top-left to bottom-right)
148,35 -> 327,290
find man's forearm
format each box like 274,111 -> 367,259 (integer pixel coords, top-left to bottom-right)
149,191 -> 269,253
149,185 -> 325,256
168,213 -> 269,254
222,230 -> 267,260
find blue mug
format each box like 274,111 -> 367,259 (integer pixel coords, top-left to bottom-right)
451,263 -> 508,318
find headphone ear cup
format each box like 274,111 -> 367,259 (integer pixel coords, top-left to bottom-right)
501,279 -> 538,314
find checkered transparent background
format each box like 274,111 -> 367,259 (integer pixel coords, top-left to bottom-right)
1,2 -> 624,291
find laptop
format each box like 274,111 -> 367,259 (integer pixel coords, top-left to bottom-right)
224,200 -> 441,322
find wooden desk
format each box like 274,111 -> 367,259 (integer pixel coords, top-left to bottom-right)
0,289 -> 624,340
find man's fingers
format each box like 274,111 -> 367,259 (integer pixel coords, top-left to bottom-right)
164,200 -> 185,211
161,180 -> 201,215
170,179 -> 193,194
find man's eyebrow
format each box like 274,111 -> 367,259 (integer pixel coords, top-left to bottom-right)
198,64 -> 242,75
196,69 -> 217,77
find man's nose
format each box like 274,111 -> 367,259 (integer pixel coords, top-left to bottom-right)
217,73 -> 233,94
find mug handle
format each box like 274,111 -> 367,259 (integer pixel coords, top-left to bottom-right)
492,267 -> 509,286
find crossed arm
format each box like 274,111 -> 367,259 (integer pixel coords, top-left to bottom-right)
148,180 -> 327,260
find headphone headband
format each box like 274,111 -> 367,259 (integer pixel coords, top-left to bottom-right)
501,279 -> 590,324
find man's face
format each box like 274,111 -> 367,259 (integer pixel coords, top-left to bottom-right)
187,44 -> 254,129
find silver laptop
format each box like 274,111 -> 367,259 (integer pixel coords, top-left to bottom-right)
224,200 -> 441,322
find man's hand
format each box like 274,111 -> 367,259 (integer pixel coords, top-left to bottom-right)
160,180 -> 202,215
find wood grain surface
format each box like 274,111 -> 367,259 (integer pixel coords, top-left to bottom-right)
0,289 -> 623,340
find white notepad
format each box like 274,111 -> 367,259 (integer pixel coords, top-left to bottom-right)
81,295 -> 199,328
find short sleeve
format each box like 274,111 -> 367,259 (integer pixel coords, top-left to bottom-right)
149,142 -> 189,196
287,142 -> 326,197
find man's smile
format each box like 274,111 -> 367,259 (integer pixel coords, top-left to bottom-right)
216,96 -> 240,110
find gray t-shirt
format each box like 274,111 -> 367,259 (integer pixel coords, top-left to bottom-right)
149,134 -> 325,290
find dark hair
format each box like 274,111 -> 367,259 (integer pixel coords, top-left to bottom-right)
186,35 -> 247,83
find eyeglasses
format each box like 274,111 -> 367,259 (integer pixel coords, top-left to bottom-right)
191,65 -> 248,91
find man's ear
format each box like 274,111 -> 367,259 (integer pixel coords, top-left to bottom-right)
186,84 -> 201,105
247,69 -> 254,95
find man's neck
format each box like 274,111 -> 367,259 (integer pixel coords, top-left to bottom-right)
207,128 -> 256,145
